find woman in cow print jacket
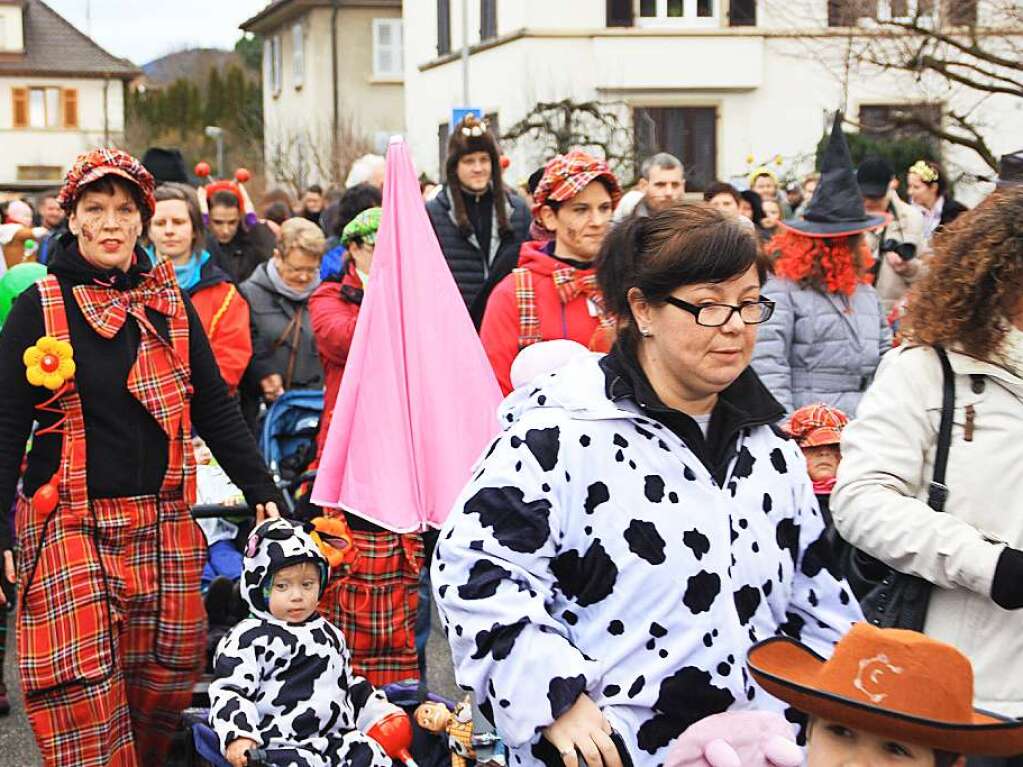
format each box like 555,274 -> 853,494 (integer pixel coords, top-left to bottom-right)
433,204 -> 862,767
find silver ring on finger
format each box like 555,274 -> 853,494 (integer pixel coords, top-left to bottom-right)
560,749 -> 574,757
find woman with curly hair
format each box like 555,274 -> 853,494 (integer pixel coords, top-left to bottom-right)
751,114 -> 891,415
832,187 -> 1023,762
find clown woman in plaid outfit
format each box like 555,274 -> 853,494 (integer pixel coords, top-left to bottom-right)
0,148 -> 284,766
479,151 -> 621,394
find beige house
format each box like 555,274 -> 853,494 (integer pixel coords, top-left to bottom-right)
241,0 -> 404,190
0,0 -> 138,192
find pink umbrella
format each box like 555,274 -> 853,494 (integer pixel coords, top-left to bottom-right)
311,136 -> 503,532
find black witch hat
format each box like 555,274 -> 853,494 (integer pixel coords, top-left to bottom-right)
141,147 -> 190,185
996,150 -> 1023,188
781,112 -> 887,238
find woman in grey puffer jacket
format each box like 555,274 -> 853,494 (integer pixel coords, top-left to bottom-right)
752,270 -> 891,415
750,113 -> 892,416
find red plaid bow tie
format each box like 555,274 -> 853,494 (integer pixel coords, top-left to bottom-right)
71,258 -> 189,439
72,258 -> 183,339
552,267 -> 600,305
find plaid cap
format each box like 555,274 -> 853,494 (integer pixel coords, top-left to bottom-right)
58,148 -> 156,219
341,206 -> 382,246
788,403 -> 849,447
531,150 -> 622,220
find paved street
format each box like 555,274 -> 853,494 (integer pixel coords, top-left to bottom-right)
0,616 -> 38,766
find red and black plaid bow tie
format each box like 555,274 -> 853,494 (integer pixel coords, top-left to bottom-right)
72,259 -> 183,339
552,266 -> 600,305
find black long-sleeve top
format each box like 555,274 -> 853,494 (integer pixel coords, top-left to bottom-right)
0,240 -> 284,549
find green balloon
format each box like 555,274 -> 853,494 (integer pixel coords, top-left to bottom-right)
0,262 -> 47,327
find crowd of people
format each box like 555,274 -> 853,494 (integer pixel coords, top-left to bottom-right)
0,111 -> 1021,767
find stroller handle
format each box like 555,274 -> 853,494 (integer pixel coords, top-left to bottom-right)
190,504 -> 252,519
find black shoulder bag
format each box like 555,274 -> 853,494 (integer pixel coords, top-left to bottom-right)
843,345 -> 956,630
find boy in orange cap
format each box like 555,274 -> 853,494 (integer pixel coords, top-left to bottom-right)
788,403 -> 849,526
748,622 -> 1023,766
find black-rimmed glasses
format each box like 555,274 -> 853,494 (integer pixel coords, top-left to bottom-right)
663,296 -> 776,327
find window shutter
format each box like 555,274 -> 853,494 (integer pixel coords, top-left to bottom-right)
480,0 -> 497,40
437,0 -> 452,54
61,88 -> 78,128
729,0 -> 757,26
11,87 -> 27,128
606,0 -> 634,26
944,0 -> 977,25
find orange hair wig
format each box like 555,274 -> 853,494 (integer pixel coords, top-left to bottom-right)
769,229 -> 874,296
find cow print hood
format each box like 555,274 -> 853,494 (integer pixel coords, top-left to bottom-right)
241,518 -> 329,619
499,352 -> 635,428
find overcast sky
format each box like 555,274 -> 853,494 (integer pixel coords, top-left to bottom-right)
45,1 -> 270,64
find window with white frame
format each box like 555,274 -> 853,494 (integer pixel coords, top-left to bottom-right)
28,87 -> 61,128
877,0 -> 936,22
638,0 -> 718,26
372,19 -> 403,78
292,23 -> 305,88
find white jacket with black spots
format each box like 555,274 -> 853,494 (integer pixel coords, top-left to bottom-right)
432,354 -> 862,767
209,519 -> 396,762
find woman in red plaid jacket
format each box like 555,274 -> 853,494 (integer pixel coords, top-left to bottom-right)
0,148 -> 284,767
480,151 -> 621,394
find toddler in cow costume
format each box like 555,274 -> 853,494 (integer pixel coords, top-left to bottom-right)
210,518 -> 400,767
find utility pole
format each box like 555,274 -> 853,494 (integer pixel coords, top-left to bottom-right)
461,0 -> 469,105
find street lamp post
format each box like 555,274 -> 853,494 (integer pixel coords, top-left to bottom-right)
205,125 -> 225,179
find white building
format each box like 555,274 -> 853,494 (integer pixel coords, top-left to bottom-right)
0,0 -> 138,192
402,0 -> 1023,203
241,0 -> 405,190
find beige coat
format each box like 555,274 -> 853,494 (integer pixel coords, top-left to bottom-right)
866,195 -> 927,314
832,345 -> 1023,716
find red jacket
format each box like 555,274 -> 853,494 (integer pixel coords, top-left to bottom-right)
188,263 -> 252,395
309,263 -> 363,453
480,241 -> 607,394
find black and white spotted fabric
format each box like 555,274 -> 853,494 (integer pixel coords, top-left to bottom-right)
209,519 -> 397,767
432,355 -> 862,767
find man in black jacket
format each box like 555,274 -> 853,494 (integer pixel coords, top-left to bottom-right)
425,115 -> 530,323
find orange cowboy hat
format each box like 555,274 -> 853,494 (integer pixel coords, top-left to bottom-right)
747,623 -> 1023,757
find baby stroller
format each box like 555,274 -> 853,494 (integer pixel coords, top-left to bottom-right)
260,389 -> 323,481
260,389 -> 323,514
184,681 -> 459,767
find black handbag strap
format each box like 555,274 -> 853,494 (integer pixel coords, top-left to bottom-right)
929,345 -> 955,512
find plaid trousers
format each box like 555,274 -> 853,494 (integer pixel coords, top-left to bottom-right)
17,494 -> 206,766
319,528 -> 423,686
16,274 -> 205,766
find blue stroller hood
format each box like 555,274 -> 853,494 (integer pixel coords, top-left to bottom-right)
259,389 -> 324,475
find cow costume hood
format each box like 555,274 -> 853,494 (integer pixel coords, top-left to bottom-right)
241,518 -> 330,620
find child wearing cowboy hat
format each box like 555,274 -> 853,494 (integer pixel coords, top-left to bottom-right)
747,622 -> 1023,767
